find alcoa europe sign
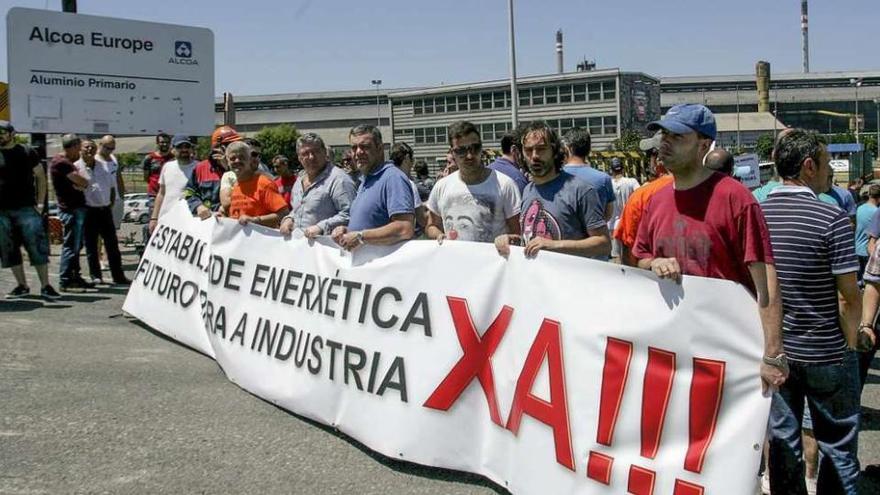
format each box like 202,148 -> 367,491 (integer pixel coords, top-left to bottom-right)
6,7 -> 214,136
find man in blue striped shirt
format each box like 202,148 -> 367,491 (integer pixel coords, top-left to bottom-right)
762,129 -> 862,494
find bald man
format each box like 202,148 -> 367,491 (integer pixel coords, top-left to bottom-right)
705,148 -> 734,176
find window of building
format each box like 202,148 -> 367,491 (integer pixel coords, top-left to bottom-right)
519,89 -> 530,107
589,117 -> 603,135
588,83 -> 602,101
469,94 -> 480,111
560,118 -> 574,134
574,117 -> 587,129
532,88 -> 544,105
559,84 -> 572,103
481,93 -> 493,110
603,115 -> 617,135
424,98 -> 434,114
573,83 -> 586,102
546,86 -> 558,105
494,91 -> 506,109
436,127 -> 448,144
481,123 -> 494,141
435,97 -> 445,113
457,95 -> 468,112
603,80 -> 616,100
413,99 -> 423,115
415,128 -> 425,144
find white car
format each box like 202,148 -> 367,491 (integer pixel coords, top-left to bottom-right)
123,199 -> 151,224
124,193 -> 150,202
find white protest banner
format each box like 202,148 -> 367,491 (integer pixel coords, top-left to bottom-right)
124,205 -> 770,495
6,7 -> 214,135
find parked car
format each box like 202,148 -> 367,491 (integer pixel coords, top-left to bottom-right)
124,193 -> 150,202
123,199 -> 151,224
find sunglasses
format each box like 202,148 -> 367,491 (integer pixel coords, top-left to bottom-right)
451,142 -> 482,157
102,146 -> 115,151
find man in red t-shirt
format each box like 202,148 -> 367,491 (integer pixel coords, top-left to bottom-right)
271,155 -> 297,204
633,104 -> 788,392
141,133 -> 173,198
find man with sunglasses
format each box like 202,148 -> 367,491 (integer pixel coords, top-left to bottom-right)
149,135 -> 198,233
331,124 -> 414,251
425,121 -> 521,243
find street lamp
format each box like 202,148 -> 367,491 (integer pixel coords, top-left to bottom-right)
371,79 -> 382,128
851,77 -> 863,144
874,98 -> 880,160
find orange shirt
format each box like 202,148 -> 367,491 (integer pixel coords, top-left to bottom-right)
229,174 -> 289,219
613,174 -> 674,248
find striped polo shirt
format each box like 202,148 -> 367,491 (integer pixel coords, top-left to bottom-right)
761,185 -> 858,363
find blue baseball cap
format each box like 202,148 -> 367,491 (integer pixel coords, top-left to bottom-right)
171,134 -> 194,147
647,104 -> 717,140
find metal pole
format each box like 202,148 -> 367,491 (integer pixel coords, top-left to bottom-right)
855,84 -> 860,145
371,79 -> 382,128
875,98 -> 879,161
507,0 -> 518,128
736,85 -> 741,151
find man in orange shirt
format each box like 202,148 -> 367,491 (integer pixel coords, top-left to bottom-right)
225,141 -> 290,227
613,132 -> 673,266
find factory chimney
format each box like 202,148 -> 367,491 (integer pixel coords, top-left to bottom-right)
556,30 -> 563,73
756,61 -> 771,113
801,0 -> 810,73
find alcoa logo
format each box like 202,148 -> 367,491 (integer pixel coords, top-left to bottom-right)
169,41 -> 199,66
174,41 -> 192,58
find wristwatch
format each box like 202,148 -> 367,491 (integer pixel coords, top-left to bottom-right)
354,231 -> 365,245
762,353 -> 789,374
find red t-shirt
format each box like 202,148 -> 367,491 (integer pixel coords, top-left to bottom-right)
633,172 -> 774,294
142,151 -> 173,196
274,174 -> 297,204
230,174 -> 289,219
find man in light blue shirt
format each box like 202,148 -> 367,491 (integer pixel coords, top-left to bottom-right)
561,127 -> 614,221
331,125 -> 414,251
855,185 -> 880,282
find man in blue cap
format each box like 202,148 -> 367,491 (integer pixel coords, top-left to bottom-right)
631,104 -> 788,392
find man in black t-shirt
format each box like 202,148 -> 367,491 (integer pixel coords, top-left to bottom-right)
0,121 -> 60,300
49,134 -> 93,291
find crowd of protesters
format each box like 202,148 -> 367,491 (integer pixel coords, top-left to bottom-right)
2,101 -> 880,492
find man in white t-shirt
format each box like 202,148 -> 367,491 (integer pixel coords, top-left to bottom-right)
608,158 -> 639,261
96,135 -> 126,229
426,121 -> 521,243
148,135 -> 198,233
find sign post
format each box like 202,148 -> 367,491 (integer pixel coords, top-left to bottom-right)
6,7 -> 214,136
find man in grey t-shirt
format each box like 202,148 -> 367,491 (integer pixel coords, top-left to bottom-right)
495,121 -> 610,259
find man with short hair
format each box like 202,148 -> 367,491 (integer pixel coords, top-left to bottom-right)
141,133 -> 173,199
614,132 -> 673,266
489,132 -> 528,193
225,141 -> 290,227
0,120 -> 59,300
271,155 -> 297,204
562,127 -> 615,222
77,140 -> 129,285
632,104 -> 787,393
331,125 -> 414,250
704,148 -> 734,176
50,134 -> 94,291
494,121 -> 609,259
280,133 -> 355,239
608,158 -> 640,262
391,142 -> 428,236
762,129 -> 862,494
149,135 -> 198,233
425,121 -> 520,243
413,160 -> 434,202
96,135 -> 125,230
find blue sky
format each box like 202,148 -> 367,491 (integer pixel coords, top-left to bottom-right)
2,0 -> 877,95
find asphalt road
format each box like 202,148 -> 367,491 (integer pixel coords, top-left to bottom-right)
1,239 -> 879,494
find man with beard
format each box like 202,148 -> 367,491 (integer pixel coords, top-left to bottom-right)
331,125 -> 414,251
494,121 -> 609,259
425,121 -> 520,243
141,133 -> 173,200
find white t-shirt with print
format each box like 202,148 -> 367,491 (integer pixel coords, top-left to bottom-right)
426,169 -> 521,242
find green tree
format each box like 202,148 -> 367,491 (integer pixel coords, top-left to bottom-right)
611,129 -> 642,152
255,124 -> 300,162
754,133 -> 775,161
195,136 -> 212,161
116,152 -> 142,169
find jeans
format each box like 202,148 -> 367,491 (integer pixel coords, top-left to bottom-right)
0,207 -> 49,268
84,206 -> 125,281
58,207 -> 87,284
768,352 -> 861,495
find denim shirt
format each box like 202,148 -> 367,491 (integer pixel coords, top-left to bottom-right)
286,163 -> 356,234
